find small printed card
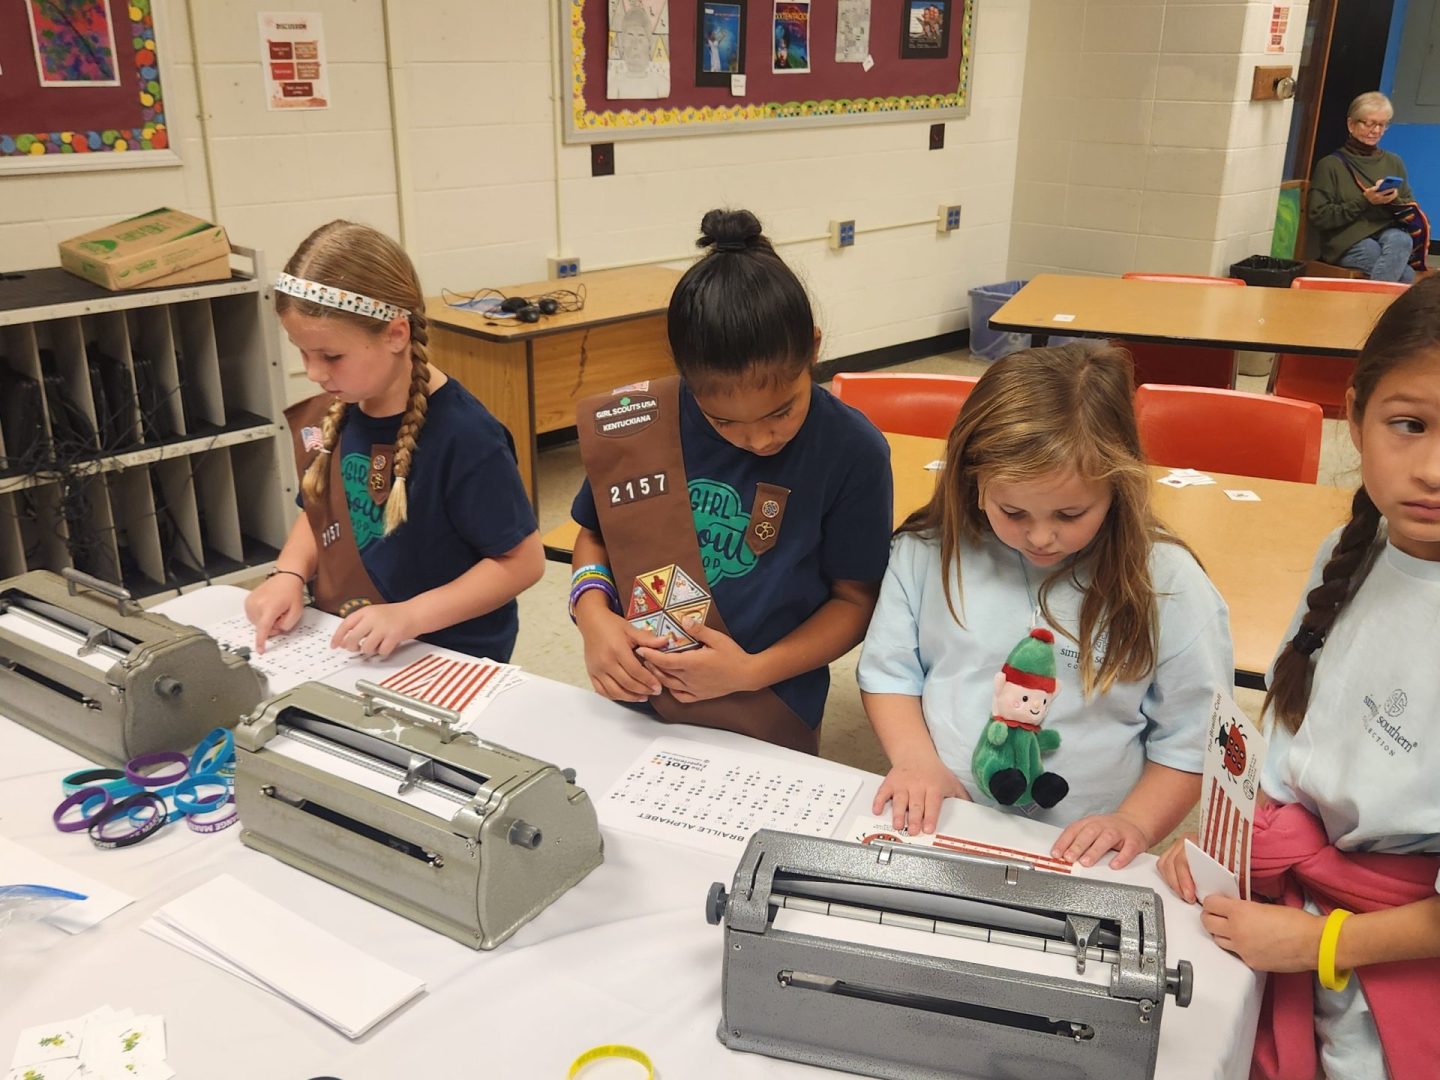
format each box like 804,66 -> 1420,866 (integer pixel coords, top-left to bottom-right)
1159,468 -> 1216,489
9,1007 -> 172,1080
842,813 -> 1071,873
376,652 -> 525,731
1197,690 -> 1268,900
1224,489 -> 1260,502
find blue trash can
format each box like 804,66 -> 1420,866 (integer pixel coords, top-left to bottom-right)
968,279 -> 1084,362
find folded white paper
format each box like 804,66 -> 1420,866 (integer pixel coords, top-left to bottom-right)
144,874 -> 424,1038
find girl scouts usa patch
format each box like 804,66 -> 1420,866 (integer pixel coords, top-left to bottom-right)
626,563 -> 710,651
594,392 -> 659,437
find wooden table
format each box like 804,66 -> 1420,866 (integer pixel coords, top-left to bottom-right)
990,273 -> 1399,356
544,432 -> 1352,688
428,265 -> 682,504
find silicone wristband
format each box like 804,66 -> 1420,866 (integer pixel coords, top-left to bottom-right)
569,579 -> 619,622
173,775 -> 231,816
124,750 -> 191,789
185,797 -> 238,834
88,793 -> 168,849
189,728 -> 235,777
568,1045 -> 654,1079
61,768 -> 138,797
1318,908 -> 1353,991
53,787 -> 113,832
570,562 -> 613,585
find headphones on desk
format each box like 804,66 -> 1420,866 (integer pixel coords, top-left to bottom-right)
442,285 -> 587,324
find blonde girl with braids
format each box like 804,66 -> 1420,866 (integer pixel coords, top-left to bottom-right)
1159,276 -> 1440,1080
858,343 -> 1231,868
244,221 -> 543,660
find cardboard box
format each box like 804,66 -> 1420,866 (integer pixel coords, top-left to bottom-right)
59,208 -> 231,291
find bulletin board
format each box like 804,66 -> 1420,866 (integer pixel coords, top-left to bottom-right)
0,0 -> 178,173
561,0 -> 975,143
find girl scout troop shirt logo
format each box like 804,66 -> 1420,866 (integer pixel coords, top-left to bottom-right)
342,452 -> 385,551
691,478 -> 757,583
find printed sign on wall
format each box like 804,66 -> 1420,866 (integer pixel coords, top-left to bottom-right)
258,12 -> 330,110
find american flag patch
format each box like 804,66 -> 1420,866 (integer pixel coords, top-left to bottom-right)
301,425 -> 324,452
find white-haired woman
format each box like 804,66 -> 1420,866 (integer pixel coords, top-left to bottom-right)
1309,91 -> 1420,283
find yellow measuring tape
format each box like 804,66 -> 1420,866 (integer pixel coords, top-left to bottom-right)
568,1044 -> 655,1079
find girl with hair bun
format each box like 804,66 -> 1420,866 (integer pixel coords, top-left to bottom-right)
245,220 -> 543,660
1160,275 -> 1440,1080
568,209 -> 892,752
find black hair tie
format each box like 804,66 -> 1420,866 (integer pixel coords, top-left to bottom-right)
1292,627 -> 1325,656
711,239 -> 749,252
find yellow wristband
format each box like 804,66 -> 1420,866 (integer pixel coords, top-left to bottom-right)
568,1044 -> 654,1079
1318,907 -> 1353,992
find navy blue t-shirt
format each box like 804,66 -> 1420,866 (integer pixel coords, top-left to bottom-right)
333,379 -> 536,661
572,382 -> 893,728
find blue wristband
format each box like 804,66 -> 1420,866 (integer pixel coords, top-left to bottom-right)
173,774 -> 231,817
61,768 -> 140,798
571,562 -> 614,584
189,728 -> 235,777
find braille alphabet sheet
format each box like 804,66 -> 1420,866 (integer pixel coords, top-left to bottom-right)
598,737 -> 863,856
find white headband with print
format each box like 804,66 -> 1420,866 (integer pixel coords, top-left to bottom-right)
274,272 -> 408,322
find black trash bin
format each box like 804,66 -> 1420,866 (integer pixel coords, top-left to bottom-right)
1228,255 -> 1305,288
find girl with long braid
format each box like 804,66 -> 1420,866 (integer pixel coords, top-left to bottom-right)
1159,274 -> 1440,1080
244,221 -> 543,660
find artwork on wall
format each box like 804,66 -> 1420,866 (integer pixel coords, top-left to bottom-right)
834,0 -> 872,64
0,0 -> 178,173
695,1 -> 744,87
562,0 -> 975,142
771,0 -> 810,74
26,0 -> 121,87
899,0 -> 952,60
608,0 -> 671,99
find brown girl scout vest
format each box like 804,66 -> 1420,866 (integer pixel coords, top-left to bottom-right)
285,394 -> 389,617
576,376 -> 817,754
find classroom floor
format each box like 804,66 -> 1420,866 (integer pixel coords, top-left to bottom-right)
515,347 -> 1363,834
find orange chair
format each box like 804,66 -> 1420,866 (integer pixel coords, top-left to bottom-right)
829,372 -> 979,439
1135,383 -> 1323,484
1269,277 -> 1410,418
1116,273 -> 1246,389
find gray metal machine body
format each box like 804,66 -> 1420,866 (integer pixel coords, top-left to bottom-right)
707,830 -> 1193,1080
0,570 -> 265,767
233,680 -> 604,950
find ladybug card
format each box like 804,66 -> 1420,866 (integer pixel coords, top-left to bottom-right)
1188,690 -> 1268,901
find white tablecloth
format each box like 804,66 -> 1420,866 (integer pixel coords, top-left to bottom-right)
0,587 -> 1261,1078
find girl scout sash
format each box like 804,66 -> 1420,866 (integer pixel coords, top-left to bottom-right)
1335,154 -> 1431,273
576,376 -> 817,754
285,394 -> 388,617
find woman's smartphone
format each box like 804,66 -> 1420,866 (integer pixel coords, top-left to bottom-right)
1376,176 -> 1404,192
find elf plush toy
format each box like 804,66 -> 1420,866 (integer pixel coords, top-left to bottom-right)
972,627 -> 1069,809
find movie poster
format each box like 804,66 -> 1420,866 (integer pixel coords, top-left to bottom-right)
698,3 -> 743,80
608,0 -> 671,99
772,0 -> 810,74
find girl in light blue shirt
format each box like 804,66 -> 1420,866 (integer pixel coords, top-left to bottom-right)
858,343 -> 1231,869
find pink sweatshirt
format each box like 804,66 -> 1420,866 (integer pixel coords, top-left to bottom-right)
1248,800 -> 1440,1080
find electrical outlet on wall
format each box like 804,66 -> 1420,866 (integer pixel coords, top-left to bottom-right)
937,204 -> 962,233
828,220 -> 856,250
548,256 -> 581,278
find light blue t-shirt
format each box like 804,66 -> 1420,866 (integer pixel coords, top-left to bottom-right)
1261,525 -> 1440,1080
857,529 -> 1231,828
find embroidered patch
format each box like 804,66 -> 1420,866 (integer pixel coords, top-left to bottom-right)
301,425 -> 324,452
594,392 -> 659,438
626,563 -> 711,652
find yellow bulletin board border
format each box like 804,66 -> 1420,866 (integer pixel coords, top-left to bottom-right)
560,0 -> 976,143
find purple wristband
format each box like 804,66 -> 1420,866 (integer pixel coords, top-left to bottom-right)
185,796 -> 238,834
124,750 -> 191,789
569,579 -> 619,621
53,787 -> 112,832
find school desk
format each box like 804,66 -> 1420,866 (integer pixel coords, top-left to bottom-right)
544,432 -> 1351,689
0,585 -> 1261,1078
989,273 -> 1399,360
427,265 -> 683,506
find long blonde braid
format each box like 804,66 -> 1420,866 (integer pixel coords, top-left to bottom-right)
278,221 -> 431,534
385,309 -> 431,533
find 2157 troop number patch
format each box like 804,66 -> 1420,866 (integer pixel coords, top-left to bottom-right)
609,471 -> 668,506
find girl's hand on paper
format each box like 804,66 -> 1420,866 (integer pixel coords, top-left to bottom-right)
245,574 -> 306,654
1157,832 -> 1199,902
1201,896 -> 1324,972
330,602 -> 418,659
871,756 -> 970,836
